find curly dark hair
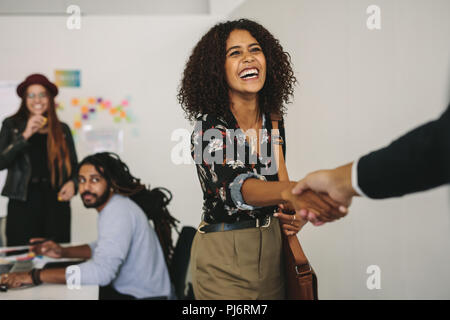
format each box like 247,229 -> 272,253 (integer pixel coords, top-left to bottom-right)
178,18 -> 297,122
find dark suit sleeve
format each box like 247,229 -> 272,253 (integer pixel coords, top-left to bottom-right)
357,105 -> 450,199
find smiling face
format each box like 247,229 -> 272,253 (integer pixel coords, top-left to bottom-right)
224,29 -> 267,98
78,164 -> 112,210
25,84 -> 49,116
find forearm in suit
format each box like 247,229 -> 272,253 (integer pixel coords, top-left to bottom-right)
0,120 -> 29,170
358,105 -> 450,199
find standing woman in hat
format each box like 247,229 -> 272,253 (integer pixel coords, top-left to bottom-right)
178,19 -> 345,299
0,74 -> 78,246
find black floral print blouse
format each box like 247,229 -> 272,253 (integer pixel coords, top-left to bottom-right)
191,112 -> 286,224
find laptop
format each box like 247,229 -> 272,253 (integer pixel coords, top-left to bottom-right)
1,258 -> 85,274
0,260 -> 34,275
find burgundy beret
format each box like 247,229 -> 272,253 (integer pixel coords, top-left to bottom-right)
17,73 -> 58,98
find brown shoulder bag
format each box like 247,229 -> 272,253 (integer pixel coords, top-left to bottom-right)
271,117 -> 319,300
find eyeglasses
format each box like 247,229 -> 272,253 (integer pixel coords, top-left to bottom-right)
26,92 -> 48,100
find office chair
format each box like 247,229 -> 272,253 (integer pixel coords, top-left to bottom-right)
170,226 -> 196,300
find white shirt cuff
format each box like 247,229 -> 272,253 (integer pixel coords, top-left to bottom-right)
351,158 -> 368,197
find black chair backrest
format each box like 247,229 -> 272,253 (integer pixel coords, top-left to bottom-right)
170,226 -> 196,299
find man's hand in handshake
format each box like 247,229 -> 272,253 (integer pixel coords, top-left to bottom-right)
291,163 -> 358,225
277,184 -> 349,231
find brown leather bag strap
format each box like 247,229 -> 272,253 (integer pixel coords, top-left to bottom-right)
272,117 -> 318,300
286,234 -> 311,274
271,119 -> 288,182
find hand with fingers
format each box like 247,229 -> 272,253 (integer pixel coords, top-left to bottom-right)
22,115 -> 47,140
281,186 -> 349,227
274,202 -> 308,236
0,272 -> 32,289
29,238 -> 63,258
57,180 -> 75,202
291,163 -> 357,225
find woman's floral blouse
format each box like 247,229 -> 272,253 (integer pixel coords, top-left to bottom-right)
191,112 -> 286,224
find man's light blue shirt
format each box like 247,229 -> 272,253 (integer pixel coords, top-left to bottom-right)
68,194 -> 171,298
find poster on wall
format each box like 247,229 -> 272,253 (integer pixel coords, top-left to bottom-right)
54,70 -> 81,88
81,126 -> 124,154
0,81 -> 20,218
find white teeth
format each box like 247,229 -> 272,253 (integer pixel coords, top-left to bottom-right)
34,104 -> 43,109
239,68 -> 259,78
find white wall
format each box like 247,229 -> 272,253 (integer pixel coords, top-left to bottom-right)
0,0 -> 209,15
2,0 -> 450,300
231,0 -> 450,299
0,15 -> 225,244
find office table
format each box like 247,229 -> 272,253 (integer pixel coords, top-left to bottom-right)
1,246 -> 98,300
0,283 -> 98,300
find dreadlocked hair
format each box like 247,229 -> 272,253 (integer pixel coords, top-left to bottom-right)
77,152 -> 179,270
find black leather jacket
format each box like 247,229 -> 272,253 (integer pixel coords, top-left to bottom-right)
0,116 -> 78,201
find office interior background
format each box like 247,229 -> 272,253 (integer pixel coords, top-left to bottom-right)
0,0 -> 449,299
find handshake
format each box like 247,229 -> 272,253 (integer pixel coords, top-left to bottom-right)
275,163 -> 358,235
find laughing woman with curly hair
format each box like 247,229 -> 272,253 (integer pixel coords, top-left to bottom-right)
178,19 -> 342,300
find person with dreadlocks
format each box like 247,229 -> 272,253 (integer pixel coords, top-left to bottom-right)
0,152 -> 178,300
